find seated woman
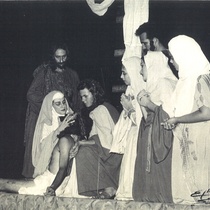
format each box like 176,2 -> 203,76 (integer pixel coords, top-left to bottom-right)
0,91 -> 79,195
132,51 -> 177,203
71,79 -> 122,199
161,35 -> 210,204
32,91 -> 78,178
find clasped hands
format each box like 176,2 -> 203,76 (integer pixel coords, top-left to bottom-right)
137,90 -> 177,130
137,89 -> 151,107
120,93 -> 133,111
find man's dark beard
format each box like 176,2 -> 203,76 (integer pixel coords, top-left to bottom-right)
142,40 -> 155,55
150,39 -> 155,51
49,60 -> 67,72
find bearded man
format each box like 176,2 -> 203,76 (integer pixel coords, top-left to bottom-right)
22,43 -> 82,179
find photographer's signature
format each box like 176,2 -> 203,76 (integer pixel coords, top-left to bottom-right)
191,189 -> 210,204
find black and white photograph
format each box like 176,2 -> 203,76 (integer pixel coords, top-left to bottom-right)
1,0 -> 210,209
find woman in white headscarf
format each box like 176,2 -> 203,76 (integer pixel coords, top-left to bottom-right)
163,35 -> 210,204
0,91 -> 79,195
110,56 -> 145,200
132,51 -> 177,203
32,90 -> 75,178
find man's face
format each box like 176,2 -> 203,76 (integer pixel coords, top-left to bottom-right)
54,49 -> 67,69
140,32 -> 155,54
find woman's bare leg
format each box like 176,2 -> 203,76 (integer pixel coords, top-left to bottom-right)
49,144 -> 60,175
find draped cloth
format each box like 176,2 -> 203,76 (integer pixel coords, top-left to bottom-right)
144,51 -> 177,116
123,0 -> 149,58
133,51 -> 177,203
32,91 -> 72,178
168,35 -> 210,204
112,1 -> 148,198
86,0 -> 115,16
111,56 -> 145,153
111,56 -> 145,200
73,102 -> 122,196
168,35 -> 210,117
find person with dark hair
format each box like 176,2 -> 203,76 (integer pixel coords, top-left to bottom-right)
135,22 -> 167,55
70,79 -> 122,199
136,22 -> 178,78
22,43 -> 82,179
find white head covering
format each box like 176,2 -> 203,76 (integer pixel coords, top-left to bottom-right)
123,56 -> 146,127
144,51 -> 177,116
32,91 -> 73,177
168,35 -> 210,116
111,56 -> 146,153
52,91 -> 65,102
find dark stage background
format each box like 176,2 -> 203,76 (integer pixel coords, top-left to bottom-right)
0,1 -> 210,178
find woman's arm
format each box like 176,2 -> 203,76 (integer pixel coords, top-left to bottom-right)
40,114 -> 75,143
164,105 -> 210,128
78,139 -> 95,146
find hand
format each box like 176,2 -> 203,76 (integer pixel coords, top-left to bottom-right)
69,141 -> 80,159
44,186 -> 56,196
120,93 -> 134,112
68,113 -> 78,122
67,113 -> 78,125
137,90 -> 151,107
137,89 -> 147,102
58,114 -> 75,132
161,117 -> 177,130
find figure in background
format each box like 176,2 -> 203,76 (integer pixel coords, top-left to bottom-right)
135,22 -> 178,78
23,43 -> 82,179
110,57 -> 145,200
135,22 -> 167,55
162,35 -> 210,204
0,91 -> 80,196
133,51 -> 177,203
72,79 -> 122,199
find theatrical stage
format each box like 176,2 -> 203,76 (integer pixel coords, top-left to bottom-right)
1,192 -> 210,210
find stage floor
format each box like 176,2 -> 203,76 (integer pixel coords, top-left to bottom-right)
1,192 -> 210,210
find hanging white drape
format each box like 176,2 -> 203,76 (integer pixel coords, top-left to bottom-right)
86,0 -> 115,16
86,0 -> 149,58
123,0 -> 149,59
